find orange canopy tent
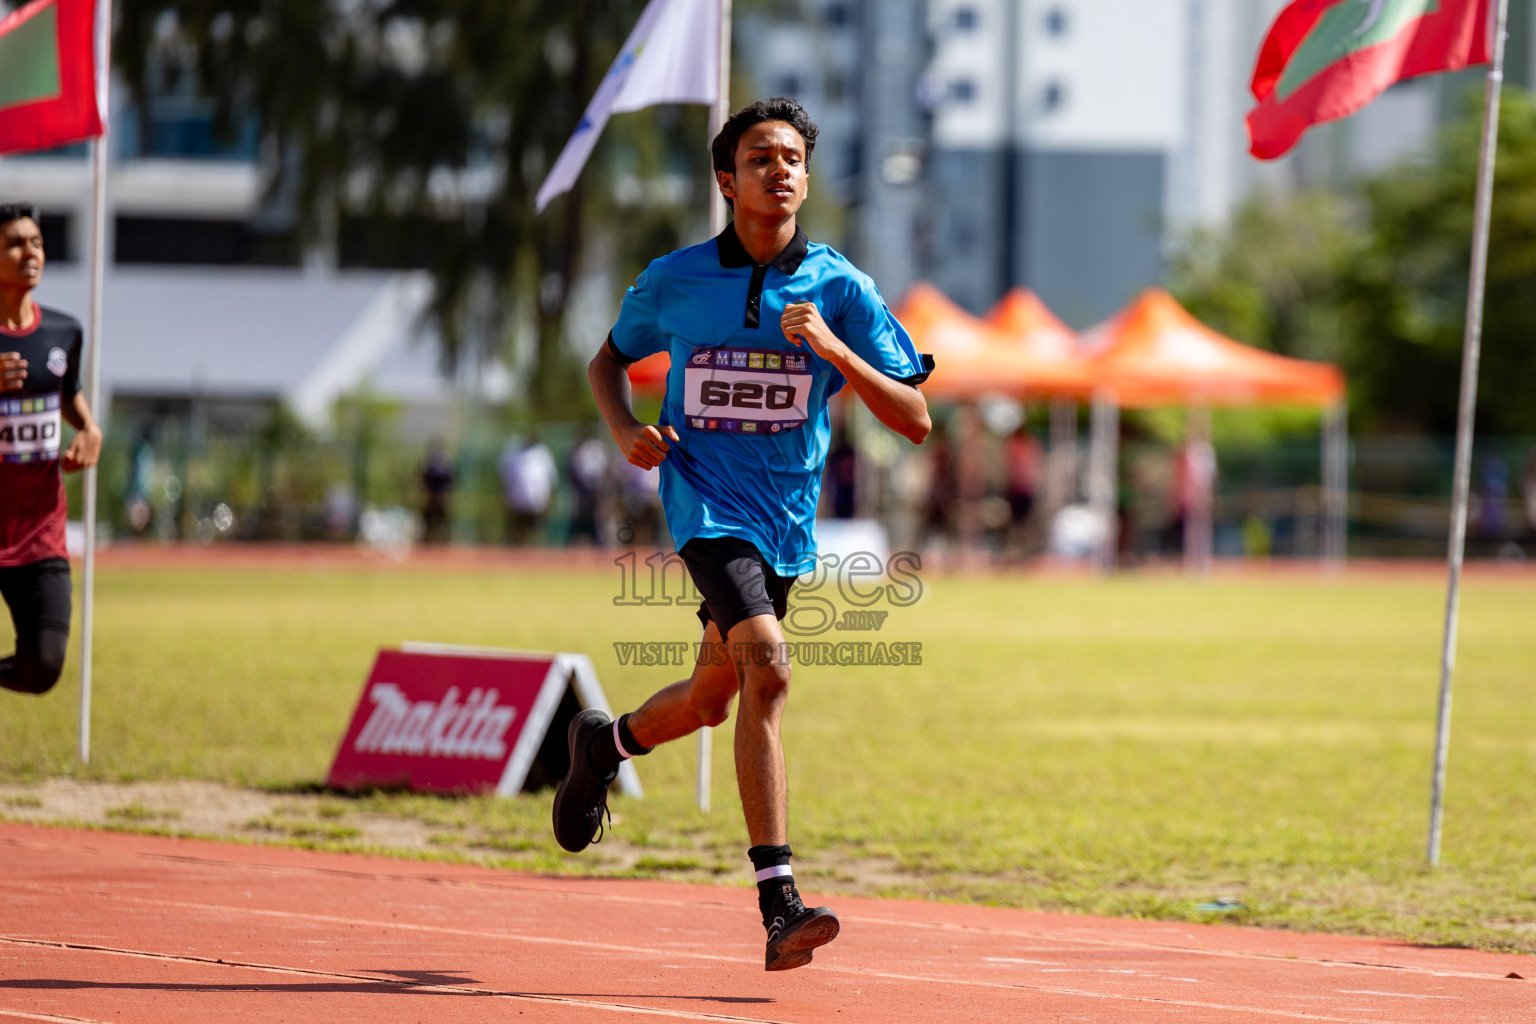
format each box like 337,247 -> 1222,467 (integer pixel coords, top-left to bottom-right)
631,283 -> 1097,401
893,283 -> 1091,398
983,288 -> 1090,389
626,351 -> 670,395
1075,288 -> 1348,573
1080,288 -> 1344,408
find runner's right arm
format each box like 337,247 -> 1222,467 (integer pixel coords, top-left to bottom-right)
588,343 -> 678,471
0,351 -> 24,392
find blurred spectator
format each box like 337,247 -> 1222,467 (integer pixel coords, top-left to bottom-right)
325,482 -> 357,540
618,459 -> 667,547
826,429 -> 857,519
1004,426 -> 1042,534
1524,448 -> 1536,542
1477,453 -> 1510,541
124,430 -> 155,535
419,438 -> 454,544
1167,436 -> 1216,556
567,430 -> 608,547
500,432 -> 557,545
920,423 -> 956,549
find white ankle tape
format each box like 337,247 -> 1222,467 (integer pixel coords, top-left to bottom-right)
754,864 -> 794,883
612,720 -> 635,760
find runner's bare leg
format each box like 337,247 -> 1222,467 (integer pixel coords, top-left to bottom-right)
627,620 -> 739,745
725,613 -> 791,847
621,613 -> 793,847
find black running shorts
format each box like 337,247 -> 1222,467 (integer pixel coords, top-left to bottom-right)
0,557 -> 73,637
680,537 -> 797,640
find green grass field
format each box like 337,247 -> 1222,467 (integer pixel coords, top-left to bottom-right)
3,559 -> 1534,953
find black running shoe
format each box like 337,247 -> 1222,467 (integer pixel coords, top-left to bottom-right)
764,887 -> 839,971
551,708 -> 619,853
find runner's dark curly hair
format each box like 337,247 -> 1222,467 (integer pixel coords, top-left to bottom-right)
711,98 -> 819,211
0,202 -> 39,228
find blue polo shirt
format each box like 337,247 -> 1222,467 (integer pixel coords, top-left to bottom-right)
607,225 -> 931,576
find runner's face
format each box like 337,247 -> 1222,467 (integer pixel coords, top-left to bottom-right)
722,121 -> 808,218
0,218 -> 44,291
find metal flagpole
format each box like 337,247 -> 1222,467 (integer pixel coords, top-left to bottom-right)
697,0 -> 731,813
710,0 -> 732,242
1427,0 -> 1509,868
79,0 -> 114,764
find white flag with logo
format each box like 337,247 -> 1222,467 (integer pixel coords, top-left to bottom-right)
534,0 -> 720,212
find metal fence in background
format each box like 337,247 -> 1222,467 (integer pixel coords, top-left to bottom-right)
62,411 -> 1536,563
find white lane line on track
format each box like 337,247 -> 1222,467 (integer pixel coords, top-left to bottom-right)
6,832 -> 1523,985
0,936 -> 793,1024
813,965 -> 1416,1024
0,886 -> 1438,1024
828,913 -> 1515,983
0,1011 -> 113,1024
0,930 -> 1398,1024
3,834 -> 1522,986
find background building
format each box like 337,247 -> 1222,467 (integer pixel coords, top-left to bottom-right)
746,0 -> 1536,325
0,73 -> 498,440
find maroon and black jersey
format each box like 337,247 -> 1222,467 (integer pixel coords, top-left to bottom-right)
0,302 -> 82,567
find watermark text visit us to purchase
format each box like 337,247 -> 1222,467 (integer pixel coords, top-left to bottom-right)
611,549 -> 925,667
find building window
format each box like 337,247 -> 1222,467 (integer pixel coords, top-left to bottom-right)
824,2 -> 851,27
1041,79 -> 1067,113
1045,6 -> 1069,37
115,217 -> 296,266
776,74 -> 802,98
338,215 -> 451,270
825,71 -> 849,103
950,78 -> 976,103
954,6 -> 978,30
38,213 -> 73,264
947,218 -> 976,255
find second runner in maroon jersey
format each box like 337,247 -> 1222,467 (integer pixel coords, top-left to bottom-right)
0,202 -> 103,695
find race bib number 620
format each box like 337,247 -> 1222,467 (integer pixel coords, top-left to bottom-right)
682,347 -> 811,435
0,393 -> 62,463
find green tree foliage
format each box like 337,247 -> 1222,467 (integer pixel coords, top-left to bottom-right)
1171,189 -> 1361,366
1345,88 -> 1536,434
1171,87 -> 1536,435
114,0 -> 708,417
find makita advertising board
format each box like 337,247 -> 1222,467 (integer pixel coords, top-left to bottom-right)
326,644 -> 642,798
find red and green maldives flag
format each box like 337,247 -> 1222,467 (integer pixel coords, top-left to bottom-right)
0,0 -> 108,156
1247,0 -> 1491,159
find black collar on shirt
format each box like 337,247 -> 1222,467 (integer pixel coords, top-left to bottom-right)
716,224 -> 809,330
715,223 -> 809,276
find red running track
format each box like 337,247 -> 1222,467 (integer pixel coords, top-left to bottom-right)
0,821 -> 1529,1023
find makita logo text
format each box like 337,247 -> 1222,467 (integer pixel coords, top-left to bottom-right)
353,683 -> 517,760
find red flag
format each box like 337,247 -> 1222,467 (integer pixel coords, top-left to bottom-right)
0,0 -> 105,156
1247,0 -> 1490,160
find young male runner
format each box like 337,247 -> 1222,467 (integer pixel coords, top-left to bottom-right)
553,99 -> 933,971
0,203 -> 103,695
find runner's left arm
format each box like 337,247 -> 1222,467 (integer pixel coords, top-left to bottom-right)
60,393 -> 102,472
781,302 -> 930,444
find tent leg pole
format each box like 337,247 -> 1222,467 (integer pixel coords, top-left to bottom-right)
1048,398 -> 1077,512
1089,393 -> 1118,574
1322,400 -> 1347,574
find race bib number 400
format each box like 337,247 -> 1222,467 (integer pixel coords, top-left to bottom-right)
0,393 -> 62,463
682,347 -> 811,435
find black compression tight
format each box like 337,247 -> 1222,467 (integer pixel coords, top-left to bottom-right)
0,628 -> 68,695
